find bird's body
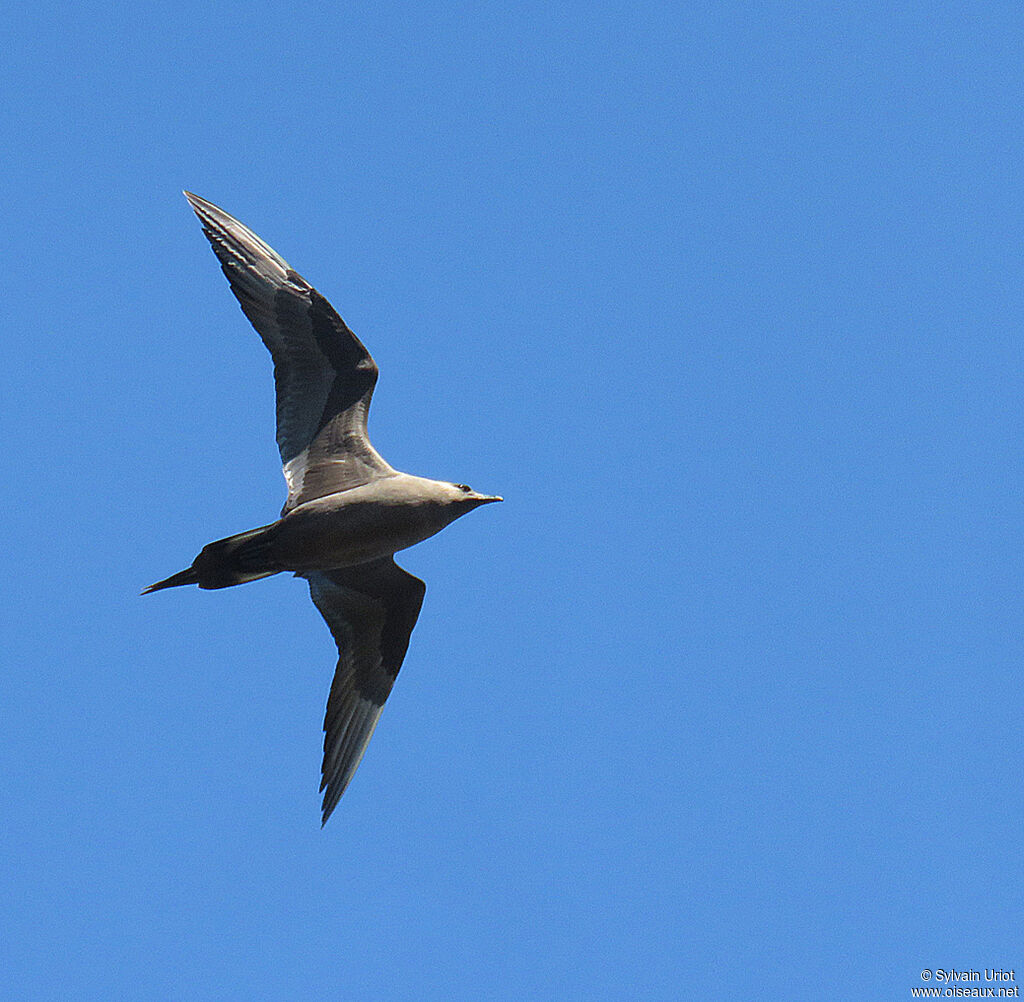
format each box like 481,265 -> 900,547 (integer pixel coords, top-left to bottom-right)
145,193 -> 500,823
147,473 -> 492,591
268,475 -> 491,572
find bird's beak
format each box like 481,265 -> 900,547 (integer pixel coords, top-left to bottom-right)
473,493 -> 503,504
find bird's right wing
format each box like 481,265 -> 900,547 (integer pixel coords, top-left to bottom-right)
304,558 -> 426,824
184,192 -> 394,514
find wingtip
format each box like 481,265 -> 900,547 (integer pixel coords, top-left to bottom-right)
183,190 -> 209,216
180,192 -> 293,273
321,790 -> 339,826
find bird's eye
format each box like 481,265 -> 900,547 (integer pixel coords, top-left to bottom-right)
456,484 -> 472,493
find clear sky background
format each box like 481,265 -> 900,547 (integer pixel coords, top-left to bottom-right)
3,2 -> 1022,999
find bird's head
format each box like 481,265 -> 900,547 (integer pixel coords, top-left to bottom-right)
446,482 -> 503,508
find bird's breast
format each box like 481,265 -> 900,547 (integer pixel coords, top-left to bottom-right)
265,491 -> 450,571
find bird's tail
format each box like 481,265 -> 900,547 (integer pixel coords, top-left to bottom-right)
142,566 -> 199,593
142,523 -> 280,594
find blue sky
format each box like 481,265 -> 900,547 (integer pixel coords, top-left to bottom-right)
3,2 -> 1022,999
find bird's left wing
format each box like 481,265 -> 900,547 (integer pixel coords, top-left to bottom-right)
304,558 -> 426,824
184,192 -> 394,514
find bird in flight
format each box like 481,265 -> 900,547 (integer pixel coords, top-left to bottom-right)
145,193 -> 502,824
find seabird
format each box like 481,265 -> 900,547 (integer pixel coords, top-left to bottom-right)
145,193 -> 502,824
